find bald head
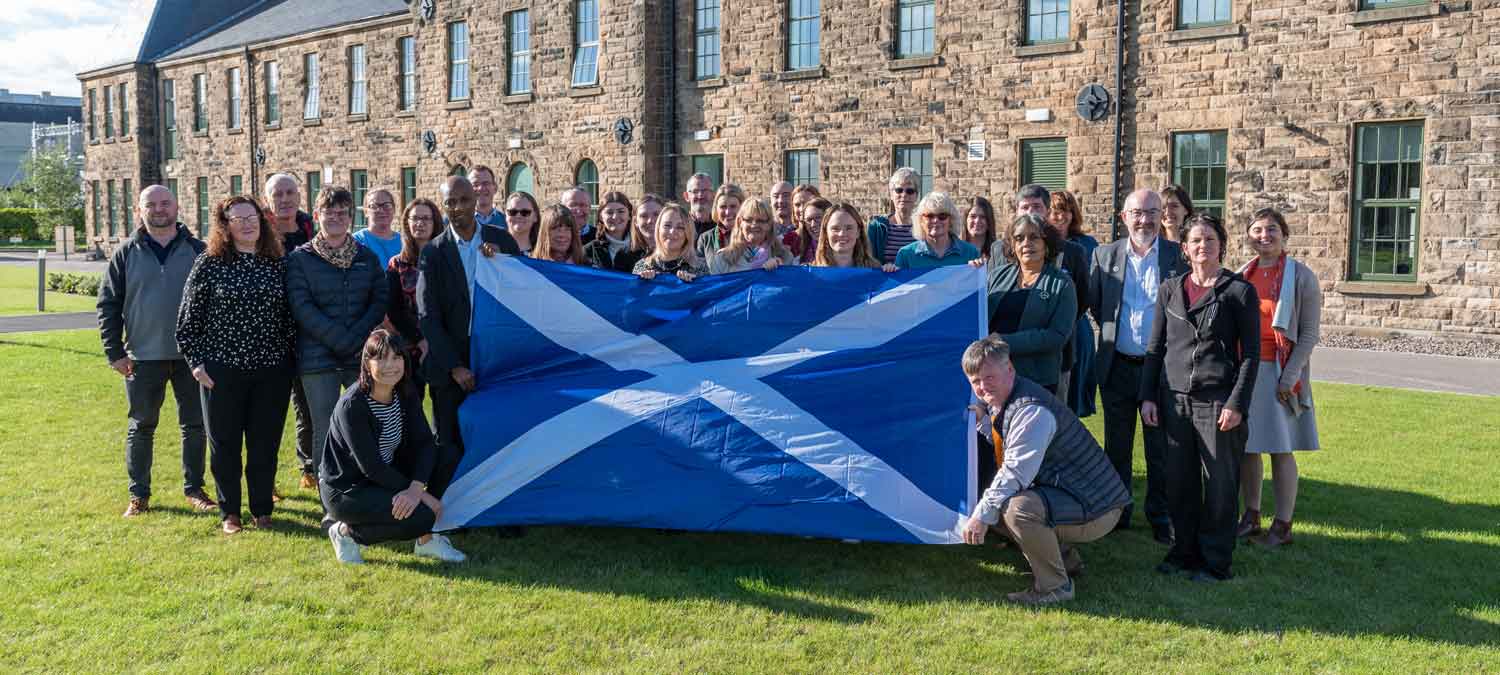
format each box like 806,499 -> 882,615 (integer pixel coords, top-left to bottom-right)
441,176 -> 477,230
1121,189 -> 1163,250
264,173 -> 301,224
770,181 -> 793,224
137,185 -> 178,230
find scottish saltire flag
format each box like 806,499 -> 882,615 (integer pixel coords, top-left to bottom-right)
434,256 -> 984,544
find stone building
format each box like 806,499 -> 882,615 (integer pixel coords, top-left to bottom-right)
80,0 -> 1499,336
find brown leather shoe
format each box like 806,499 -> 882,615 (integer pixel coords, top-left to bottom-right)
1254,519 -> 1293,548
222,515 -> 243,534
1235,509 -> 1263,538
299,472 -> 317,490
184,489 -> 217,512
271,488 -> 284,503
252,515 -> 273,529
123,496 -> 149,518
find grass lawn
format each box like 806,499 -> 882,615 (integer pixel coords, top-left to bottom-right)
0,265 -> 97,316
2,329 -> 1497,672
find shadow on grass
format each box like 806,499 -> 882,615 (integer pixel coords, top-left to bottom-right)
363,477 -> 1499,643
0,337 -> 100,357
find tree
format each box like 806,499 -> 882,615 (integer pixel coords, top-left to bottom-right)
14,146 -> 83,235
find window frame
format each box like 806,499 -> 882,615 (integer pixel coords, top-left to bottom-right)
448,21 -> 471,101
106,179 -> 117,237
506,163 -> 535,195
87,89 -> 97,141
1349,120 -> 1424,282
1170,130 -> 1228,220
91,181 -> 101,235
303,53 -> 321,120
227,67 -> 242,129
398,36 -> 418,111
119,85 -> 130,137
506,10 -> 532,95
1359,0 -> 1427,8
161,79 -> 177,158
571,0 -> 601,87
196,177 -> 209,236
787,0 -> 821,71
690,154 -> 725,189
122,179 -> 132,227
1025,0 -> 1071,45
351,170 -> 369,229
264,61 -> 280,125
103,85 -> 114,138
892,144 -> 935,196
784,149 -> 820,187
306,171 -> 322,213
348,44 -> 367,115
575,159 -> 600,225
694,0 -> 722,80
192,74 -> 208,132
896,0 -> 936,59
1176,0 -> 1232,29
401,167 -> 417,208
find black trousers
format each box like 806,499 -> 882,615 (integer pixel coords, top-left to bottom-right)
319,435 -> 462,545
430,382 -> 469,458
1162,390 -> 1245,579
1099,357 -> 1170,528
290,374 -> 315,474
201,363 -> 293,519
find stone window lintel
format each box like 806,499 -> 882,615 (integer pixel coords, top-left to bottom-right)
1350,3 -> 1439,26
777,67 -> 825,82
1334,280 -> 1430,297
444,99 -> 473,110
1015,41 -> 1078,58
226,128 -> 245,135
302,117 -> 323,127
1164,23 -> 1244,42
503,93 -> 535,104
889,55 -> 941,71
691,77 -> 726,89
568,86 -> 604,98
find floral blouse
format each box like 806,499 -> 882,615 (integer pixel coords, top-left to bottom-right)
175,252 -> 296,371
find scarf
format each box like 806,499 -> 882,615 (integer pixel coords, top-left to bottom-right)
1240,254 -> 1304,404
311,231 -> 358,269
745,245 -> 771,269
605,232 -> 629,259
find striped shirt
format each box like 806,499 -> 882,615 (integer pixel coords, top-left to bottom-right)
367,395 -> 404,464
882,221 -> 915,263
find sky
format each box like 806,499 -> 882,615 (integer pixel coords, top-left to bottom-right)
0,0 -> 154,97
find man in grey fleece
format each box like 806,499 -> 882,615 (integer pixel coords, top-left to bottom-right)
98,185 -> 215,517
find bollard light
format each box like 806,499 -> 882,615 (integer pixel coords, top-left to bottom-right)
36,249 -> 46,312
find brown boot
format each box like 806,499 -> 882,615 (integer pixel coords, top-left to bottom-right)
1255,519 -> 1293,548
299,472 -> 317,490
1235,509 -> 1262,538
123,496 -> 149,517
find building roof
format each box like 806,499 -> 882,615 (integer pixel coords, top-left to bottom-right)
151,0 -> 409,62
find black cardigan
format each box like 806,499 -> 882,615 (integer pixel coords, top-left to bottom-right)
318,385 -> 438,493
1140,269 -> 1261,413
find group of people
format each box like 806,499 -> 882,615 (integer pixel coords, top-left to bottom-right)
97,165 -> 1322,600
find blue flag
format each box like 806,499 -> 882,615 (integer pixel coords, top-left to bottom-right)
436,256 -> 984,544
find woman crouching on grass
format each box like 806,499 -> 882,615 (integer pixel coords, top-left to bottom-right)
321,329 -> 465,564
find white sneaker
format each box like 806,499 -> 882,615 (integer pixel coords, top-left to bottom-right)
327,521 -> 364,564
414,533 -> 466,563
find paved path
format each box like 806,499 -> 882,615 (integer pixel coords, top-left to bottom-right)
1313,347 -> 1500,397
0,250 -> 107,273
0,312 -> 95,334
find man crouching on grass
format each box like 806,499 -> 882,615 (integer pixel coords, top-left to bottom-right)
961,335 -> 1131,605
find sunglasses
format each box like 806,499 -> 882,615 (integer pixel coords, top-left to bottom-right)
893,187 -> 918,195
506,209 -> 533,217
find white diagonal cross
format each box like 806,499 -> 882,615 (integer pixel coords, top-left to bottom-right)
436,258 -> 983,543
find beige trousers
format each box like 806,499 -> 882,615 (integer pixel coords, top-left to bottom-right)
1000,490 -> 1122,592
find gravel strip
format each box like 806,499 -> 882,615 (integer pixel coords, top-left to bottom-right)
1319,333 -> 1499,360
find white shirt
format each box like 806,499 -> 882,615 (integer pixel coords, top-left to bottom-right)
1117,237 -> 1161,357
974,402 -> 1058,525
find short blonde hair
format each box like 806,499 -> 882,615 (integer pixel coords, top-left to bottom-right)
913,192 -> 961,242
888,167 -> 920,192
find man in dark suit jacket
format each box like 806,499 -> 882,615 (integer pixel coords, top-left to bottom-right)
1087,188 -> 1188,543
417,176 -> 521,465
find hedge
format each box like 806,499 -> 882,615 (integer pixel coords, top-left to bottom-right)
46,272 -> 102,297
0,209 -> 86,241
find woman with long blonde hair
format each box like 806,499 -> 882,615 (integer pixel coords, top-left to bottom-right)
706,198 -> 796,274
633,203 -> 706,282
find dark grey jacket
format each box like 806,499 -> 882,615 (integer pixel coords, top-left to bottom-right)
987,262 -> 1077,387
995,377 -> 1132,526
1087,236 -> 1188,385
1140,270 -> 1261,413
97,224 -> 205,363
286,241 -> 390,374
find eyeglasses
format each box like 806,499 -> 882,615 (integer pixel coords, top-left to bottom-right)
506,208 -> 533,217
226,215 -> 259,225
922,213 -> 951,221
407,215 -> 435,224
1125,209 -> 1162,219
893,187 -> 918,196
369,202 -> 396,211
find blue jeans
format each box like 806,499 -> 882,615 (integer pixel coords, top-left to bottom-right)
125,359 -> 206,498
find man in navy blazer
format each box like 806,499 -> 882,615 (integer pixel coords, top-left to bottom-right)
417,176 -> 521,464
1087,188 -> 1187,543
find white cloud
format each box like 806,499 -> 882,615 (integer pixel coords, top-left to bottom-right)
0,0 -> 154,95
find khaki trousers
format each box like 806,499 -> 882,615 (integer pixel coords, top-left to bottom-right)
1000,490 -> 1122,592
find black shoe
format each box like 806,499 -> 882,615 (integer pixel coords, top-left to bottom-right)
1189,570 -> 1229,583
1111,519 -> 1131,534
1155,560 -> 1192,576
1151,521 -> 1175,545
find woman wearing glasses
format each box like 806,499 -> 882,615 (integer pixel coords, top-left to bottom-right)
385,198 -> 440,408
893,192 -> 980,269
501,191 -> 541,254
706,198 -> 796,274
175,197 -> 296,534
867,168 -> 922,265
986,214 -> 1078,394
